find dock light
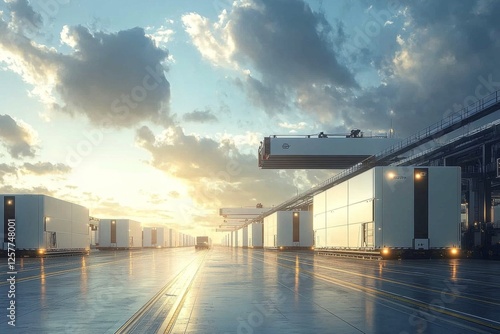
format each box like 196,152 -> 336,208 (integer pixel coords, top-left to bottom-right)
38,249 -> 46,255
279,246 -> 284,250
382,248 -> 390,255
450,248 -> 458,256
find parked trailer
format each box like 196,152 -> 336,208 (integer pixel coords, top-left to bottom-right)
263,211 -> 313,250
313,166 -> 461,259
195,236 -> 211,249
98,219 -> 142,249
143,227 -> 169,248
1,194 -> 90,257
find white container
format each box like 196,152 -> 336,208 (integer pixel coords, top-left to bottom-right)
263,211 -> 313,248
259,136 -> 401,169
98,219 -> 142,249
236,226 -> 249,248
143,227 -> 169,247
313,166 -> 461,251
248,222 -> 263,248
0,194 -> 90,254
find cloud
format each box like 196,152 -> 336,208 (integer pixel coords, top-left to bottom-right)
5,0 -> 43,34
183,0 -> 500,136
0,184 -> 55,196
183,0 -> 358,114
0,163 -> 17,180
136,125 -> 332,211
0,11 -> 171,127
182,109 -> 218,123
278,121 -> 308,131
234,75 -> 289,113
146,24 -> 175,48
347,0 -> 500,136
22,161 -> 71,175
0,114 -> 37,158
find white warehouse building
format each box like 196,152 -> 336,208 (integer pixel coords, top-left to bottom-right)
98,219 -> 142,249
143,227 -> 170,248
313,166 -> 461,258
1,194 -> 90,256
263,211 -> 313,249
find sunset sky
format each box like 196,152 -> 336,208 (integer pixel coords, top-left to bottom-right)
1,0 -> 500,239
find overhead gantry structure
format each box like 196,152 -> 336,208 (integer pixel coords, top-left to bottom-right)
249,89 -> 500,227
258,131 -> 400,169
217,207 -> 270,232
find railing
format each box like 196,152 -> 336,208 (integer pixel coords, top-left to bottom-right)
373,90 -> 499,162
393,118 -> 500,166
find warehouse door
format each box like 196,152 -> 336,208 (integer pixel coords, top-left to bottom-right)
45,232 -> 57,249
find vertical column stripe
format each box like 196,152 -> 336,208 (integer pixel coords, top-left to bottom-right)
414,168 -> 429,239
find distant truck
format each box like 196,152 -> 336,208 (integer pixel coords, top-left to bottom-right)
195,236 -> 210,250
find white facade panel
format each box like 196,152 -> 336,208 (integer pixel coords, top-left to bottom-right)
157,228 -> 167,247
249,222 -> 263,247
233,230 -> 239,248
379,167 -> 415,248
12,195 -> 43,250
313,166 -> 461,251
171,230 -> 180,247
143,228 -> 153,247
428,168 -> 461,247
240,226 -> 249,247
263,213 -> 277,248
313,192 -> 327,248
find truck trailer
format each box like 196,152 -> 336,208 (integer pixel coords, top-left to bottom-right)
313,166 -> 461,259
1,194 -> 90,256
98,219 -> 142,249
143,227 -> 170,248
263,211 -> 313,250
195,236 -> 210,249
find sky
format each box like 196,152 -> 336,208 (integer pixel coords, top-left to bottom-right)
1,0 -> 500,240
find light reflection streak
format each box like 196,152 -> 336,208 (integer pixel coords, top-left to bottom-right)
295,255 -> 300,303
451,260 -> 457,280
129,252 -> 134,275
81,256 -> 88,295
40,257 -> 46,306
